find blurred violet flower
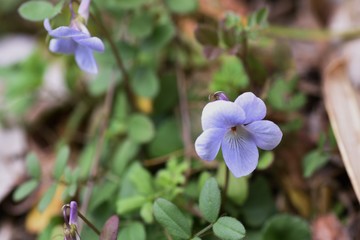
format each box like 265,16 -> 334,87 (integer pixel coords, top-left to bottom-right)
195,92 -> 282,178
63,201 -> 78,240
44,0 -> 104,74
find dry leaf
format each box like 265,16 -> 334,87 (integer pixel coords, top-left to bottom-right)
323,58 -> 360,203
312,214 -> 350,240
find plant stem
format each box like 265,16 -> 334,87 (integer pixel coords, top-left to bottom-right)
222,166 -> 230,209
91,2 -> 136,109
193,223 -> 214,238
79,74 -> 116,233
77,211 -> 101,235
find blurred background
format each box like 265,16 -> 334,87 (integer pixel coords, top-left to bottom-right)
1,0 -> 360,239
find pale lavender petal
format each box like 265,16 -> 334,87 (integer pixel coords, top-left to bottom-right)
75,45 -> 98,74
195,128 -> 227,161
234,92 -> 266,124
245,120 -> 282,150
221,128 -> 259,178
78,0 -> 91,22
48,26 -> 85,38
201,101 -> 245,130
44,18 -> 52,31
49,39 -> 77,54
74,36 -> 105,52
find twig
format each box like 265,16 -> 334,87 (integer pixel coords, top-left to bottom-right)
175,67 -> 193,158
91,2 -> 136,110
78,74 -> 116,233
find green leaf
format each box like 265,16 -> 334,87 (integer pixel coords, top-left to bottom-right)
128,162 -> 154,195
153,198 -> 191,239
199,178 -> 221,223
118,222 -> 146,240
217,163 -> 248,205
213,217 -> 246,240
256,8 -> 269,26
18,1 -> 59,21
143,23 -> 175,51
53,145 -> 70,180
26,152 -> 41,179
129,13 -> 154,39
140,202 -> 154,223
117,196 -> 147,214
38,183 -> 57,212
257,151 -> 274,170
302,150 -> 329,178
242,177 -> 275,227
211,56 -> 249,99
262,214 -> 311,240
13,179 -> 38,201
113,139 -> 139,176
165,0 -> 198,14
131,67 -> 159,98
89,181 -> 118,211
117,0 -> 149,9
128,114 -> 155,143
147,118 -> 183,157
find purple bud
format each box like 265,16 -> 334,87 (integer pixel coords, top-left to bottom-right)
208,91 -> 229,101
69,201 -> 78,225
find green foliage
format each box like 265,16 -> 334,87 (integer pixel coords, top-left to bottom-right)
131,67 -> 160,99
129,12 -> 155,39
53,145 -> 70,180
148,118 -> 183,157
257,151 -> 274,170
303,149 -> 329,178
26,152 -> 41,179
213,217 -> 246,240
118,222 -> 146,240
211,56 -> 249,99
217,163 -> 249,205
153,198 -> 192,239
262,214 -> 311,240
128,114 -> 155,143
13,179 -> 39,201
268,77 -> 306,112
38,183 -> 57,212
242,177 -> 275,227
117,0 -> 149,9
199,177 -> 221,223
165,0 -> 198,14
18,0 -> 63,21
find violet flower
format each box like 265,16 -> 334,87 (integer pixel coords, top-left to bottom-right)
195,92 -> 282,178
44,0 -> 104,74
63,201 -> 78,240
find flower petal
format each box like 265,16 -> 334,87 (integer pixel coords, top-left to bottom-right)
75,45 -> 98,74
49,39 -> 77,54
245,120 -> 282,150
195,128 -> 227,161
44,18 -> 52,31
201,100 -> 245,130
74,36 -> 105,52
234,92 -> 266,124
221,129 -> 259,178
48,26 -> 85,38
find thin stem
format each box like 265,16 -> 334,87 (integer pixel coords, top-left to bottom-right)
79,73 -> 116,233
77,211 -> 101,235
222,166 -> 230,209
90,2 -> 136,109
193,223 -> 214,238
175,66 -> 193,159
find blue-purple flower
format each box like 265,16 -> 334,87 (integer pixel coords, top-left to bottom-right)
195,92 -> 282,178
44,0 -> 104,74
63,201 -> 78,240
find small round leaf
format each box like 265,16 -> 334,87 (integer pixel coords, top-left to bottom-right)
13,179 -> 38,202
199,177 -> 221,223
128,114 -> 155,143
